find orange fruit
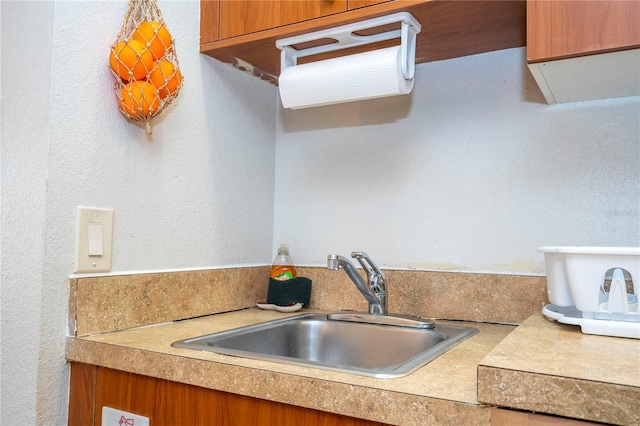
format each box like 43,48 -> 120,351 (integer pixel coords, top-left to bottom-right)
148,60 -> 182,98
132,21 -> 172,60
110,40 -> 153,81
119,81 -> 159,118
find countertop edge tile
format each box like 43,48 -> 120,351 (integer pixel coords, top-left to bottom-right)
477,365 -> 640,425
478,313 -> 640,425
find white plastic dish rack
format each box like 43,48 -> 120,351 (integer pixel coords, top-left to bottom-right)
539,246 -> 640,339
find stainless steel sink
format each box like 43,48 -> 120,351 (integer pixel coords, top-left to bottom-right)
172,313 -> 478,378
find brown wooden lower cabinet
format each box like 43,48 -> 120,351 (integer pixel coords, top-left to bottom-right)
68,363 -> 387,426
69,363 -> 597,426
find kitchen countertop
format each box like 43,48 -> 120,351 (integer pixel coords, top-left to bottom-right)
66,308 -> 513,425
479,313 -> 640,425
66,308 -> 640,425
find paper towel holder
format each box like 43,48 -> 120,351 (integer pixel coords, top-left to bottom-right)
275,12 -> 421,80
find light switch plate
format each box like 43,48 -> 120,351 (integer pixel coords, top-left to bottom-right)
102,406 -> 149,426
74,206 -> 113,273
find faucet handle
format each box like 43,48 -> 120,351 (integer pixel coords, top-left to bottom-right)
351,252 -> 372,276
351,252 -> 386,283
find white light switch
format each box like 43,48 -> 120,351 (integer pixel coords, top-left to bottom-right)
74,206 -> 113,273
88,222 -> 104,256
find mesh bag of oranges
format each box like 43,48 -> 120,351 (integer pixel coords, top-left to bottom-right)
110,0 -> 183,136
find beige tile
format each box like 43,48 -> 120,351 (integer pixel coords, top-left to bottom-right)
73,267 -> 269,336
478,366 -> 640,425
299,267 -> 547,323
478,313 -> 640,424
67,309 -> 513,425
72,267 -> 546,335
480,314 -> 640,386
68,278 -> 78,335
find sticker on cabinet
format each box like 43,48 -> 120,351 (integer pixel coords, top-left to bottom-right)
102,407 -> 149,426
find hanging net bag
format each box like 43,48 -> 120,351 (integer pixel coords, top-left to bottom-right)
109,0 -> 183,137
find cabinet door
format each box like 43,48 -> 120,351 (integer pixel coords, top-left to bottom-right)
200,0 -> 219,44
69,363 -> 97,426
219,0 -> 348,39
92,367 -> 387,426
527,0 -> 640,62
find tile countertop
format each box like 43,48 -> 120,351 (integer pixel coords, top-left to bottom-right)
66,308 -> 640,425
66,308 -> 514,425
478,313 -> 640,425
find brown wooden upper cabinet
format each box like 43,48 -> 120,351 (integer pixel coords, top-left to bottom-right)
527,0 -> 640,63
526,0 -> 640,104
219,1 -> 347,40
200,0 -> 219,44
214,0 -> 393,40
199,0 -> 526,84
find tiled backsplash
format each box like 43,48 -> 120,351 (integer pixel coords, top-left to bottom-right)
300,268 -> 547,324
69,267 -> 547,336
69,267 -> 269,336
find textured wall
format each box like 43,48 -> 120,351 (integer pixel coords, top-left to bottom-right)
274,47 -> 640,273
1,3 -> 54,424
1,1 -> 277,424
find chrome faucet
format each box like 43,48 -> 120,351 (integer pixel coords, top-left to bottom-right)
326,251 -> 435,329
327,252 -> 388,315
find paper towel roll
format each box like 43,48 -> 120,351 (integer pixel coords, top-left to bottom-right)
279,46 -> 414,109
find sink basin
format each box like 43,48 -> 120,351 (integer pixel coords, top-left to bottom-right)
172,313 -> 478,378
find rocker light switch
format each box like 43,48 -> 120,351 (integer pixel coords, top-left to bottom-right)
88,222 -> 104,256
74,206 -> 113,273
